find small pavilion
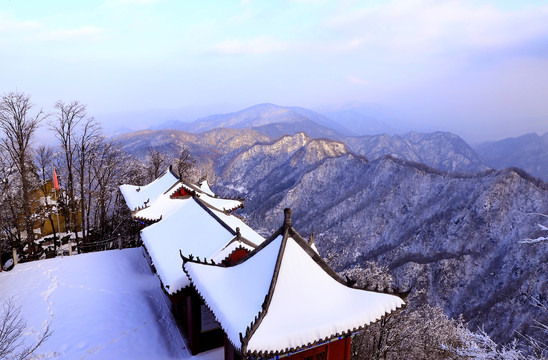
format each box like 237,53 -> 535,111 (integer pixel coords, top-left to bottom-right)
183,208 -> 406,360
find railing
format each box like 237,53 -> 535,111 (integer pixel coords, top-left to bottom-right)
78,234 -> 141,253
3,234 -> 142,271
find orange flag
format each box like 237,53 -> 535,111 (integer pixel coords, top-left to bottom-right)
53,168 -> 59,191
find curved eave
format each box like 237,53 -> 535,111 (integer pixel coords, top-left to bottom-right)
244,301 -> 406,358
133,214 -> 162,224
142,244 -> 190,295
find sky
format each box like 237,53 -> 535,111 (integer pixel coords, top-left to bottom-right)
1,0 -> 548,142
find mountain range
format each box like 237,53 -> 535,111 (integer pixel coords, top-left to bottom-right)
475,132 -> 548,182
212,133 -> 547,345
150,103 -> 546,180
116,119 -> 548,346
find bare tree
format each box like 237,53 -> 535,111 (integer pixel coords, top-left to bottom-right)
340,263 -> 537,360
0,149 -> 22,261
51,100 -> 87,246
75,117 -> 101,244
0,298 -> 52,360
146,147 -> 169,181
520,298 -> 547,358
173,145 -> 196,180
0,92 -> 46,253
91,140 -> 125,237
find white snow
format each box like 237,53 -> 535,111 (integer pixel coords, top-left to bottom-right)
208,206 -> 265,246
0,248 -> 223,359
120,169 -> 178,210
134,191 -> 186,221
186,235 -> 405,355
520,236 -> 548,244
199,193 -> 243,212
210,241 -> 255,263
198,180 -> 215,197
141,198 -> 260,294
247,238 -> 404,353
132,179 -> 264,295
185,236 -> 282,347
134,184 -> 243,221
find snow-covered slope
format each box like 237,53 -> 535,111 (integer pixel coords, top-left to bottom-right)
0,248 -> 222,360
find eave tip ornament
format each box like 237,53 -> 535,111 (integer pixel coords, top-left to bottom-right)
284,208 -> 292,227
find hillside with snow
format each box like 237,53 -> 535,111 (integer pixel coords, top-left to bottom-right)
0,248 -> 222,360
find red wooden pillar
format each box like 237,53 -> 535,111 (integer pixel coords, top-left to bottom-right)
326,337 -> 351,360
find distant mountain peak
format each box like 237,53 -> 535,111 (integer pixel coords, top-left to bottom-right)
175,103 -> 351,139
475,132 -> 548,181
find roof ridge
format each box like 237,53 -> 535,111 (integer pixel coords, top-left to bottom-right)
167,164 -> 179,179
200,194 -> 244,213
240,213 -> 291,354
219,230 -> 259,251
178,179 -> 244,213
192,196 -> 237,236
164,181 -> 185,196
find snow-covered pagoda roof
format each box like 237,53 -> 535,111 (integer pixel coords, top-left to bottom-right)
133,179 -> 244,222
183,209 -> 406,358
142,196 -> 263,294
119,167 -> 179,211
119,168 -> 264,295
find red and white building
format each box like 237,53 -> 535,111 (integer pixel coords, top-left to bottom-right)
120,168 -> 264,354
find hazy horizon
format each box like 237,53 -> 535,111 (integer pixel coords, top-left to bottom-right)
3,0 -> 548,143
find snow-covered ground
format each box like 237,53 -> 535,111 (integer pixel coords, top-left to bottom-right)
0,248 -> 223,360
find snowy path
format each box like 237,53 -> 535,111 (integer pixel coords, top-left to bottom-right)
0,248 -> 221,359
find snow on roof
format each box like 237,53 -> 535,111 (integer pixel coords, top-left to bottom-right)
185,236 -> 282,349
133,182 -> 243,222
210,240 -> 255,262
178,181 -> 243,213
184,210 -> 405,357
206,204 -> 265,246
119,167 -> 179,210
141,197 -> 264,294
199,193 -> 243,213
198,179 -> 215,197
0,248 -> 200,360
142,199 -> 234,293
121,171 -> 264,294
133,191 -> 183,222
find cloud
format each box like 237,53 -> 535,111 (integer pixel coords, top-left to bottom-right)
103,0 -> 162,6
210,37 -> 288,55
0,12 -> 41,32
39,26 -> 109,42
323,0 -> 548,61
0,12 -> 109,45
348,75 -> 368,85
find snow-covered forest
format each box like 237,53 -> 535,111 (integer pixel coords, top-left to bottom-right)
0,91 -> 195,266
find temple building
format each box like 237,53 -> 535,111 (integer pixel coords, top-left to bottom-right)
183,209 -> 406,360
120,167 -> 265,354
